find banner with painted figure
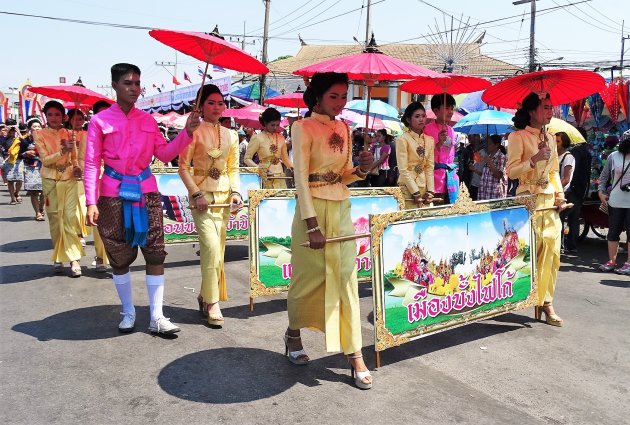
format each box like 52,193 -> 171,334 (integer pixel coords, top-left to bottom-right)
248,188 -> 404,298
371,191 -> 536,352
154,167 -> 262,243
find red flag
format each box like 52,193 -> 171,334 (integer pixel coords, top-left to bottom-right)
570,99 -> 586,127
599,81 -> 621,124
183,72 -> 192,83
617,79 -> 628,121
173,75 -> 181,86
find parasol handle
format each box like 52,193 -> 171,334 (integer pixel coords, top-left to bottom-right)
300,232 -> 370,247
194,62 -> 211,112
363,85 -> 372,150
536,203 -> 574,212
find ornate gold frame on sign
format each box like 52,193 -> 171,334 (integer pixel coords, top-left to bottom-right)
371,185 -> 538,354
248,187 -> 405,309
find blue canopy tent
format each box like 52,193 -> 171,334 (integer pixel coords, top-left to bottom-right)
231,83 -> 280,101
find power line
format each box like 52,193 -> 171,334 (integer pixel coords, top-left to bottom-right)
550,0 -> 619,34
270,0 -> 342,38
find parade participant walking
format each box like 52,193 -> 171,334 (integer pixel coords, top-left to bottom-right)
396,102 -> 435,209
285,72 -> 374,390
3,125 -> 25,205
506,92 -> 569,326
34,101 -> 84,277
21,118 -> 45,220
178,84 -> 242,327
85,63 -> 200,334
424,94 -> 459,204
244,107 -> 293,188
66,109 -> 90,247
598,130 -> 630,275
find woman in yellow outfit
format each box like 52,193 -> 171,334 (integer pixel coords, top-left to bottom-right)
506,92 -> 570,327
395,102 -> 435,209
34,101 -> 84,277
178,84 -> 243,327
244,107 -> 293,188
68,109 -> 109,272
285,72 -> 374,390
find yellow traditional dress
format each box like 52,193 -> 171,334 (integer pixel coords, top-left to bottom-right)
395,129 -> 435,209
34,128 -> 85,263
244,131 -> 293,188
289,112 -> 365,354
74,129 -> 109,265
179,121 -> 240,304
507,126 -> 563,306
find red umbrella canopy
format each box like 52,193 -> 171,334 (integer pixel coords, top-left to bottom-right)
222,103 -> 267,119
149,29 -> 269,75
28,85 -> 113,107
265,92 -> 307,109
293,35 -> 439,83
400,74 -> 492,95
481,69 -> 605,109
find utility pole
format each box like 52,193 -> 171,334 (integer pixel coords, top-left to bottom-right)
259,0 -> 271,104
621,20 -> 629,77
513,0 -> 537,72
97,84 -> 113,99
156,60 -> 177,91
364,0 -> 372,45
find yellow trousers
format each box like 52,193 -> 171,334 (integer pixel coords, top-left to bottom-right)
262,173 -> 287,189
77,181 -> 89,236
93,229 -> 109,264
42,178 -> 84,263
288,198 -> 362,354
399,185 -> 430,210
533,193 -> 561,305
192,191 -> 230,304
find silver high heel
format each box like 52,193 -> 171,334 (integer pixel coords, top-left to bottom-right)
347,354 -> 372,390
283,333 -> 309,365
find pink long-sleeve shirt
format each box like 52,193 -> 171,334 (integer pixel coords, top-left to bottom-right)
424,121 -> 456,193
84,103 -> 192,205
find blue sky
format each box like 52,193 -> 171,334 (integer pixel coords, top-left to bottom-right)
1,0 -> 627,96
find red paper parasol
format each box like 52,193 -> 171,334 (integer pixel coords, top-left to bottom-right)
150,26 -> 268,112
294,34 -> 438,143
149,28 -> 268,75
400,74 -> 491,95
28,85 -> 113,108
400,74 -> 490,129
265,92 -> 307,109
481,69 -> 605,109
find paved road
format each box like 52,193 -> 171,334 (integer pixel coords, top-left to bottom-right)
1,186 -> 628,425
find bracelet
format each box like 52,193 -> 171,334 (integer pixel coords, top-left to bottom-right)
192,191 -> 204,200
306,226 -> 320,234
411,191 -> 421,197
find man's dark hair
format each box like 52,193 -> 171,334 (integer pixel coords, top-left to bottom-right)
111,63 -> 141,83
430,93 -> 456,111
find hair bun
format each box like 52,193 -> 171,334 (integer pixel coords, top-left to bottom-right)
303,87 -> 316,109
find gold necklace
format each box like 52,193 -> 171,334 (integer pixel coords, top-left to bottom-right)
313,116 -> 345,153
409,130 -> 426,174
206,123 -> 223,180
308,117 -> 352,188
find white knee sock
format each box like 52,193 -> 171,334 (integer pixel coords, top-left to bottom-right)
112,272 -> 134,315
146,274 -> 165,321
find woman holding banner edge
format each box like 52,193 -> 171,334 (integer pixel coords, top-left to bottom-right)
178,83 -> 242,328
506,92 -> 570,327
284,72 -> 374,390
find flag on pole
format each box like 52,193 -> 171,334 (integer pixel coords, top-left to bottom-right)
183,72 -> 192,83
19,80 -> 37,122
0,91 -> 7,123
152,83 -> 161,93
197,66 -> 204,77
172,75 -> 181,86
212,65 -> 226,73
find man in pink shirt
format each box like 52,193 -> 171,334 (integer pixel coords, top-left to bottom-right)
85,63 -> 200,335
423,93 -> 460,204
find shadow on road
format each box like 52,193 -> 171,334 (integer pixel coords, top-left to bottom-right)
371,312 -> 533,368
0,216 -> 38,223
0,238 -> 52,254
0,263 -> 53,284
600,278 -> 629,288
158,347 -> 354,403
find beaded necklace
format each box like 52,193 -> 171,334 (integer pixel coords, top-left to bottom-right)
206,122 -> 223,180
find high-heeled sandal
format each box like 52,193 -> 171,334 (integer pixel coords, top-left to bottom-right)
197,295 -> 208,318
534,304 -> 563,327
70,261 -> 82,278
283,333 -> 309,365
206,302 -> 224,327
347,354 -> 372,390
